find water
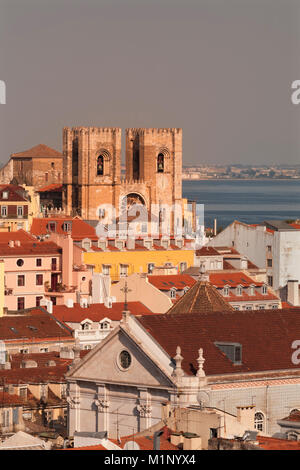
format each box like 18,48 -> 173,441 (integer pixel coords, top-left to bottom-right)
182,179 -> 300,230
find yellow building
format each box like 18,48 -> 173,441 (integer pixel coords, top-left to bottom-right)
82,238 -> 195,282
0,260 -> 4,317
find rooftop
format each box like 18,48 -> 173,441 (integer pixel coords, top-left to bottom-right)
137,307 -> 300,376
11,144 -> 62,159
148,274 -> 196,291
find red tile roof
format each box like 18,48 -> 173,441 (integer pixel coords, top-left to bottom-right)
11,144 -> 62,158
0,240 -> 61,257
110,426 -> 178,450
196,246 -> 220,257
289,223 -> 300,230
257,435 -> 300,450
52,302 -> 154,323
137,308 -> 300,376
209,272 -> 263,288
0,230 -> 35,243
0,391 -> 24,406
281,409 -> 300,423
0,312 -> 73,341
148,274 -> 196,291
37,184 -> 63,193
0,364 -> 69,384
30,217 -> 98,241
0,185 -> 28,202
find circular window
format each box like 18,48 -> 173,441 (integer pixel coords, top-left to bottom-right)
16,259 -> 24,267
119,350 -> 132,370
82,276 -> 86,281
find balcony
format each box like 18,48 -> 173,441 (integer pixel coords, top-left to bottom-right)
74,328 -> 111,343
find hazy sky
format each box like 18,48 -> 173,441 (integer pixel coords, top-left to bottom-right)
0,0 -> 300,166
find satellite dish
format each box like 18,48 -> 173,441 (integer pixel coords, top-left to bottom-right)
197,390 -> 210,409
123,441 -> 140,450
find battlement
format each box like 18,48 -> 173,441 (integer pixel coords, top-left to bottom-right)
125,128 -> 182,136
63,127 -> 122,136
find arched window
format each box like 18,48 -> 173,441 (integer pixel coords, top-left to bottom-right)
157,153 -> 164,173
97,155 -> 104,176
254,412 -> 265,432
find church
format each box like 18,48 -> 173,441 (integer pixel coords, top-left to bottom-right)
62,127 -> 187,236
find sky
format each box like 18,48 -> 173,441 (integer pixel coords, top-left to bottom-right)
0,0 -> 300,167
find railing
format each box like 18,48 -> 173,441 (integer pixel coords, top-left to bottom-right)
74,329 -> 110,342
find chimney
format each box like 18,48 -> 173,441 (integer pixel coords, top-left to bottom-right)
236,405 -> 255,429
287,280 -> 299,306
183,433 -> 202,451
66,298 -> 74,308
170,433 -> 183,447
8,240 -> 14,248
153,430 -> 164,450
126,237 -> 135,250
15,240 -> 21,247
214,219 -> 217,236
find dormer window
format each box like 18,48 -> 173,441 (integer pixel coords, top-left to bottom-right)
223,286 -> 229,296
100,319 -> 111,330
2,191 -> 8,199
170,288 -> 177,299
81,321 -> 91,330
262,285 -> 267,295
215,342 -> 242,364
236,286 -> 242,296
249,285 -> 255,296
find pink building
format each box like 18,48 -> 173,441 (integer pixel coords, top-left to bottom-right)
1,230 -> 92,311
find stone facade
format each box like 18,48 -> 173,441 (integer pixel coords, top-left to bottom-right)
62,127 -> 183,232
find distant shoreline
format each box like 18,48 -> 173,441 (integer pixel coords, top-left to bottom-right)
182,178 -> 300,181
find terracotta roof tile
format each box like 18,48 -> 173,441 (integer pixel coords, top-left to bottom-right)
137,308 -> 300,376
11,144 -> 62,158
148,274 -> 196,291
166,280 -> 234,314
0,240 -> 61,256
30,217 -> 97,241
52,302 -> 153,323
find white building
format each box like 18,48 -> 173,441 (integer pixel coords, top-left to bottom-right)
208,220 -> 300,295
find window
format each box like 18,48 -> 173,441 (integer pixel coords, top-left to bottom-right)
62,222 -> 71,232
2,191 -> 8,199
16,258 -> 24,267
119,350 -> 132,370
17,297 -> 25,310
2,410 -> 9,427
19,348 -> 28,354
19,387 -> 27,399
236,286 -> 242,296
97,155 -> 104,176
157,153 -> 164,173
215,342 -> 242,364
170,288 -> 176,299
84,344 -> 92,350
51,162 -> 55,169
262,285 -> 267,294
40,347 -> 48,353
233,306 -> 240,310
100,321 -> 110,330
249,286 -> 255,296
102,265 -> 111,276
40,384 -> 47,400
17,275 -> 25,287
36,295 -> 43,306
148,263 -> 155,274
267,259 -> 272,267
120,264 -> 128,277
36,274 -> 43,286
51,258 -> 57,270
36,258 -> 42,267
45,172 -> 48,182
47,222 -> 56,232
180,262 -> 187,273
245,305 -> 252,310
267,276 -> 273,287
258,305 -> 265,310
82,322 -> 90,330
287,432 -> 299,441
17,206 -> 23,217
267,245 -> 272,252
254,412 -> 265,432
1,206 -> 7,217
210,428 -> 218,438
223,287 -> 229,296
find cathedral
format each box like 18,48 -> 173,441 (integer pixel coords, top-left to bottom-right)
62,127 -> 185,235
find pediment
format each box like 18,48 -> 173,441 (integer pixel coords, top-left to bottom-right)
67,327 -> 175,389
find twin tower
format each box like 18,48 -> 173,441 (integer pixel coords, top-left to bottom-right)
63,127 -> 183,224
